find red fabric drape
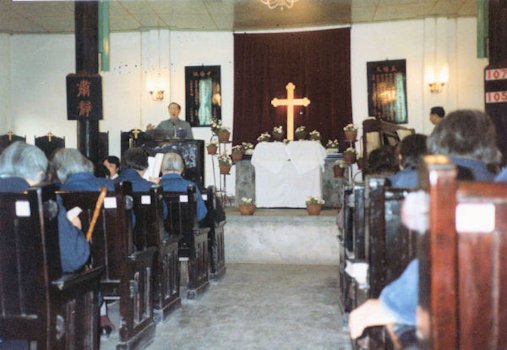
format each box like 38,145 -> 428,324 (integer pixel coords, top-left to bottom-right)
233,28 -> 352,147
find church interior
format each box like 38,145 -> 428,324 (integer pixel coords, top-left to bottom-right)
1,0 -> 506,349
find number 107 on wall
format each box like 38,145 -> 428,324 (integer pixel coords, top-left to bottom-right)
486,68 -> 507,81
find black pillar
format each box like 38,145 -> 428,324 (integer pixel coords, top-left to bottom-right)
75,1 -> 99,163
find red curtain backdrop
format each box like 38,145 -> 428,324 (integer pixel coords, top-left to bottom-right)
233,28 -> 352,147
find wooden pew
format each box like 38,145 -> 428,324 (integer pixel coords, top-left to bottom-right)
204,186 -> 226,280
59,183 -> 156,350
0,185 -> 103,349
363,176 -> 418,349
418,156 -> 507,350
131,186 -> 181,323
163,184 -> 210,299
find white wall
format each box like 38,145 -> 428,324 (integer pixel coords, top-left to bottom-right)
3,18 -> 486,194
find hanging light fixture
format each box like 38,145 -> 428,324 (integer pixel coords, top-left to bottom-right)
260,0 -> 298,10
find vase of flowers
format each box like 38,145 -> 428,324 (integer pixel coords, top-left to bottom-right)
231,145 -> 244,162
344,147 -> 357,164
333,160 -> 348,178
326,139 -> 339,153
257,132 -> 271,143
343,123 -> 358,142
206,141 -> 218,155
218,127 -> 231,143
306,196 -> 325,216
218,153 -> 232,174
238,197 -> 256,215
309,130 -> 321,141
295,126 -> 307,140
242,142 -> 254,155
272,126 -> 285,141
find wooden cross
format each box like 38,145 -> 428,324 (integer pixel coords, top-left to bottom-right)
47,132 -> 53,142
271,82 -> 311,141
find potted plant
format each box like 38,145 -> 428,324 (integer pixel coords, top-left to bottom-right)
217,153 -> 232,174
343,123 -> 358,142
257,132 -> 271,143
272,126 -> 285,141
231,145 -> 244,162
206,140 -> 218,155
242,142 -> 254,155
305,196 -> 325,216
333,160 -> 348,178
309,130 -> 321,141
326,139 -> 339,153
210,118 -> 222,135
238,197 -> 256,215
344,147 -> 357,164
295,126 -> 307,140
218,126 -> 231,143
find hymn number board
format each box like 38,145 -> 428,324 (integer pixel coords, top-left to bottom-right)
66,73 -> 103,120
367,60 -> 408,124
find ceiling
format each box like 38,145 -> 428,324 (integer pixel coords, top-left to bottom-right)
0,0 -> 477,34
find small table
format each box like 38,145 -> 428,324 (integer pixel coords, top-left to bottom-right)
251,141 -> 326,208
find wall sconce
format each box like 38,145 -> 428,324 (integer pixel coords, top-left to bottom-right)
146,73 -> 168,101
426,65 -> 449,94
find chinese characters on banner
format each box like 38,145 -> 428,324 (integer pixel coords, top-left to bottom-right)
367,60 -> 408,124
66,73 -> 103,120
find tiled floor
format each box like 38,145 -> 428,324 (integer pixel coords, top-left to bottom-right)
101,264 -> 352,350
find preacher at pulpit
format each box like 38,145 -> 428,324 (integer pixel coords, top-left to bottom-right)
146,102 -> 194,139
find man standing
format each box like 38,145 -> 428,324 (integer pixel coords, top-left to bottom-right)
147,102 -> 194,139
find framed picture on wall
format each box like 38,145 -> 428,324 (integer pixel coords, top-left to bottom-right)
367,59 -> 408,124
185,65 -> 222,127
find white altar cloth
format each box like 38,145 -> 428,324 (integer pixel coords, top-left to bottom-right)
251,141 -> 327,208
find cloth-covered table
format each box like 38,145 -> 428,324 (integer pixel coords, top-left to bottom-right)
251,141 -> 327,208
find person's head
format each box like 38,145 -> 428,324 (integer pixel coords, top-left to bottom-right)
161,152 -> 185,174
168,102 -> 181,120
52,148 -> 94,183
398,134 -> 428,169
122,148 -> 148,173
365,145 -> 399,175
103,155 -> 120,177
0,141 -> 48,185
427,109 -> 500,164
429,106 -> 445,125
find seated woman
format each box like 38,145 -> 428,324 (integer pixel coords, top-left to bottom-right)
388,134 -> 427,188
0,142 -> 90,273
364,145 -> 399,176
118,148 -> 157,192
348,109 -> 500,341
52,148 -> 114,191
160,152 -> 207,221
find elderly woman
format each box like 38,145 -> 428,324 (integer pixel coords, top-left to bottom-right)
118,148 -> 156,192
52,148 -> 114,191
349,110 -> 500,341
160,152 -> 207,221
0,142 -> 90,273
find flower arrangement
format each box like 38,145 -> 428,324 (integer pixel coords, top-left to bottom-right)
309,130 -> 321,141
333,159 -> 348,177
272,125 -> 285,141
240,197 -> 253,205
295,126 -> 306,133
217,153 -> 232,166
210,118 -> 223,135
343,147 -> 357,164
326,139 -> 339,149
306,196 -> 325,205
231,145 -> 244,161
242,142 -> 255,155
333,159 -> 348,168
232,145 -> 243,152
257,132 -> 271,143
343,123 -> 358,132
239,197 -> 256,215
295,126 -> 307,140
206,140 -> 218,155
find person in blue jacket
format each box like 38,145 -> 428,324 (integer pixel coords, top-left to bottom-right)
51,148 -> 115,191
349,109 -> 500,339
160,152 -> 207,221
388,134 -> 427,188
118,148 -> 157,192
0,141 -> 90,273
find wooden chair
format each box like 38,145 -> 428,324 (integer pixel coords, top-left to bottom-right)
58,182 -> 156,350
418,156 -> 507,350
34,132 -> 65,158
163,185 -> 210,299
131,186 -> 180,323
0,131 -> 25,154
204,186 -> 226,280
0,185 -> 103,349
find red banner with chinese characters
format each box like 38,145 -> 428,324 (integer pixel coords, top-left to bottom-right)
66,73 -> 103,120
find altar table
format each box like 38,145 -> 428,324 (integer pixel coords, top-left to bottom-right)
251,141 -> 327,208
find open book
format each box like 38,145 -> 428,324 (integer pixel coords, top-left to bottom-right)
142,153 -> 165,181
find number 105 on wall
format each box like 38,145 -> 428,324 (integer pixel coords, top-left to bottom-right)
485,91 -> 507,104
